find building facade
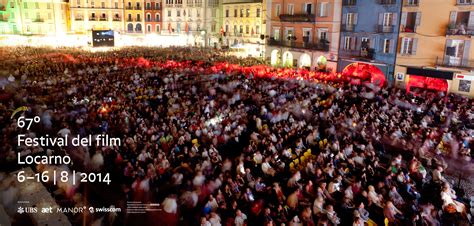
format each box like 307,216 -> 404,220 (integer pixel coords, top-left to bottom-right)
162,0 -> 220,46
70,0 -> 124,34
124,0 -> 145,33
395,0 -> 474,97
222,0 -> 266,56
267,0 -> 341,71
0,0 -> 69,35
338,0 -> 402,85
144,0 -> 161,33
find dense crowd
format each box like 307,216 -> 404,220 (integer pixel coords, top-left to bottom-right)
0,47 -> 473,226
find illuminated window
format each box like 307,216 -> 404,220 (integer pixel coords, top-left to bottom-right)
234,9 -> 237,17
256,8 -> 260,17
226,9 -> 229,17
275,4 -> 280,17
240,9 -> 243,17
383,38 -> 391,53
246,9 -> 249,17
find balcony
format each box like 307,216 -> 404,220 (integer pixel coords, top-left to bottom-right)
113,17 -> 121,21
89,17 -> 97,21
342,0 -> 357,6
278,13 -> 315,22
446,24 -> 474,36
126,6 -> 133,9
100,17 -> 107,21
436,56 -> 474,69
135,6 -> 142,10
127,18 -> 133,22
377,0 -> 396,5
376,25 -> 394,33
33,18 -> 44,22
267,39 -> 329,51
401,25 -> 416,33
403,0 -> 419,6
136,18 -> 142,22
342,24 -> 355,32
75,17 -> 84,21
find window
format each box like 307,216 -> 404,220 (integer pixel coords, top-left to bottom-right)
346,13 -> 357,25
156,3 -> 160,9
196,9 -> 200,17
246,25 -> 249,34
212,9 -> 216,17
91,1 -> 94,7
77,0 -> 80,6
137,14 -> 140,21
305,3 -> 312,14
115,2 -> 118,8
239,25 -> 243,33
177,10 -> 180,17
383,13 -> 393,26
383,39 -> 391,53
35,2 -> 39,9
401,12 -> 420,32
257,8 -> 260,17
457,0 -> 471,5
146,3 -> 150,9
273,28 -> 280,40
48,13 -> 51,19
168,10 -> 171,17
406,0 -> 418,6
101,2 -> 105,8
156,25 -> 160,32
211,23 -> 216,32
344,36 -> 352,50
246,9 -> 249,17
318,28 -> 328,41
234,9 -> 237,17
319,2 -> 328,17
226,9 -> 229,17
23,2 -> 27,8
128,14 -> 132,20
155,14 -> 160,21
147,25 -> 151,32
233,25 -> 237,34
287,4 -> 294,15
400,37 -> 417,55
240,9 -> 243,17
275,4 -> 281,17
136,2 -> 140,9
47,3 -> 51,9
225,24 -> 228,32
256,25 -> 260,34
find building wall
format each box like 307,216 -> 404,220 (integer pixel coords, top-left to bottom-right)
223,0 -> 265,45
395,0 -> 474,97
124,0 -> 145,33
144,0 -> 162,33
266,0 -> 341,70
70,0 -> 124,34
338,0 -> 402,84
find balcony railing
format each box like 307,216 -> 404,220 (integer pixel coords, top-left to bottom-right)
456,0 -> 473,6
126,6 -> 133,9
113,17 -> 121,21
127,18 -> 133,22
33,18 -> 44,22
376,25 -> 394,33
342,0 -> 357,6
403,0 -> 419,6
75,17 -> 84,21
135,6 -> 142,10
278,13 -> 315,22
342,24 -> 355,32
89,17 -> 97,21
436,56 -> 474,69
401,25 -> 416,33
100,17 -> 107,21
136,18 -> 142,21
377,0 -> 396,4
446,24 -> 474,36
268,39 -> 329,51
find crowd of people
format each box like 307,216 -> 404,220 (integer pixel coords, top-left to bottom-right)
0,47 -> 473,226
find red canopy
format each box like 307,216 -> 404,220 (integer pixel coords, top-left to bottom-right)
407,75 -> 448,93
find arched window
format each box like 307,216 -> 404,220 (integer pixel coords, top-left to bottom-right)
147,24 -> 151,32
155,13 -> 160,22
127,23 -> 133,31
135,23 -> 142,32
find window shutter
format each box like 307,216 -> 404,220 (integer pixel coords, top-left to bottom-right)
317,3 -> 322,16
412,38 -> 418,55
350,37 -> 356,50
392,13 -> 398,26
354,13 -> 358,25
378,13 -> 383,25
389,39 -> 394,54
311,4 -> 314,15
462,40 -> 471,66
326,3 -> 331,17
449,11 -> 457,25
415,12 -> 421,26
468,11 -> 474,30
401,12 -> 407,27
444,39 -> 453,64
399,37 -> 405,54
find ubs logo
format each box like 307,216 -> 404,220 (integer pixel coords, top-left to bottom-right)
17,206 -> 38,214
